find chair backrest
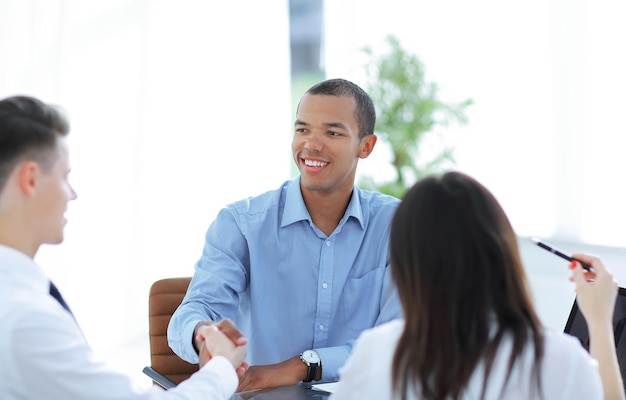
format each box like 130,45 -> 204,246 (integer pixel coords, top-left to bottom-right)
148,277 -> 198,385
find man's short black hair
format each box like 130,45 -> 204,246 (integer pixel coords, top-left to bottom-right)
304,78 -> 376,139
0,95 -> 69,193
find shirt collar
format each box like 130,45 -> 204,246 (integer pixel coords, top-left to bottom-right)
280,177 -> 366,230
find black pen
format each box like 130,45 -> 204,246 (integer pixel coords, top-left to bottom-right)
530,237 -> 595,273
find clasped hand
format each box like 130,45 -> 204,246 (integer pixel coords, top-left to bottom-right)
195,319 -> 249,376
194,319 -> 310,392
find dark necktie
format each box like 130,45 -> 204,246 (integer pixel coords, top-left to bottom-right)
49,280 -> 74,316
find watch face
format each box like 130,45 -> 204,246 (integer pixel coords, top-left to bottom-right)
303,350 -> 320,363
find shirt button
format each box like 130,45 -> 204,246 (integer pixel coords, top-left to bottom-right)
322,282 -> 328,289
326,241 -> 331,246
319,324 -> 324,330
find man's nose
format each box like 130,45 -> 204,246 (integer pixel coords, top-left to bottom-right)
70,185 -> 78,200
304,132 -> 324,152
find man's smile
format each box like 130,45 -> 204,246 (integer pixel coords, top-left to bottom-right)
303,158 -> 329,168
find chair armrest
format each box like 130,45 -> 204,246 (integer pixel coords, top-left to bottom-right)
142,366 -> 177,389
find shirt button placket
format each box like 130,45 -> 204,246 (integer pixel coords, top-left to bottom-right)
314,238 -> 333,347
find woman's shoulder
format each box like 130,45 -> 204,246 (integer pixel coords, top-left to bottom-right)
540,330 -> 598,371
542,330 -> 592,356
539,330 -> 603,397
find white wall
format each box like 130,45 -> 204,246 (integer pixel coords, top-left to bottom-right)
0,0 -> 292,378
324,0 -> 626,248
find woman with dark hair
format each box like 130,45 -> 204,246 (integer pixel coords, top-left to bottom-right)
331,171 -> 621,399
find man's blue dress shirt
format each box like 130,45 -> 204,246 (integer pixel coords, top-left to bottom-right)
168,177 -> 401,381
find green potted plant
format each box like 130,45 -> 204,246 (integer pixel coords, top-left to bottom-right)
360,35 -> 473,198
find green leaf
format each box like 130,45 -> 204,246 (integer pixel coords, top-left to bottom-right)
361,34 -> 472,194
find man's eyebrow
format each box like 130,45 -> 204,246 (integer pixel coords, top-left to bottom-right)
325,122 -> 347,130
294,120 -> 347,130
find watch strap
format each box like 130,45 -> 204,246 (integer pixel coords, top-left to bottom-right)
304,361 -> 317,382
300,352 -> 319,382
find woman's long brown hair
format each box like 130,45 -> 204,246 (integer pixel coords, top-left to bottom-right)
389,172 -> 544,400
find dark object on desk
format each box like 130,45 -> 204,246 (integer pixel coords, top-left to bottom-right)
564,286 -> 626,393
230,384 -> 331,400
143,277 -> 197,389
142,366 -> 176,389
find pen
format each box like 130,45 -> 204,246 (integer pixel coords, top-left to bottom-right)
530,237 -> 595,273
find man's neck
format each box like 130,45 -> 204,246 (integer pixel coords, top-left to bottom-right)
301,188 -> 353,237
0,221 -> 38,259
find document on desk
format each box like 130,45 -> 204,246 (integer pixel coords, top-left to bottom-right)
311,382 -> 339,394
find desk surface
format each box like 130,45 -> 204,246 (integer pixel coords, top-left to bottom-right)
231,384 -> 331,400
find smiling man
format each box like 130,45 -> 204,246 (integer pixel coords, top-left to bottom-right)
168,78 -> 402,391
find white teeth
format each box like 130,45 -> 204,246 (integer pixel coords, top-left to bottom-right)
304,159 -> 328,167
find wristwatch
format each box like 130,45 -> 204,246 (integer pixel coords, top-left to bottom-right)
299,349 -> 321,382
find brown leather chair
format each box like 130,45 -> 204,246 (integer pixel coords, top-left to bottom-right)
143,277 -> 198,389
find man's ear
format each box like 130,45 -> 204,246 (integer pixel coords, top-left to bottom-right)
358,134 -> 377,159
16,161 -> 39,196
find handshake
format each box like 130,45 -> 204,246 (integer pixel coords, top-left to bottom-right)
195,319 -> 249,377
